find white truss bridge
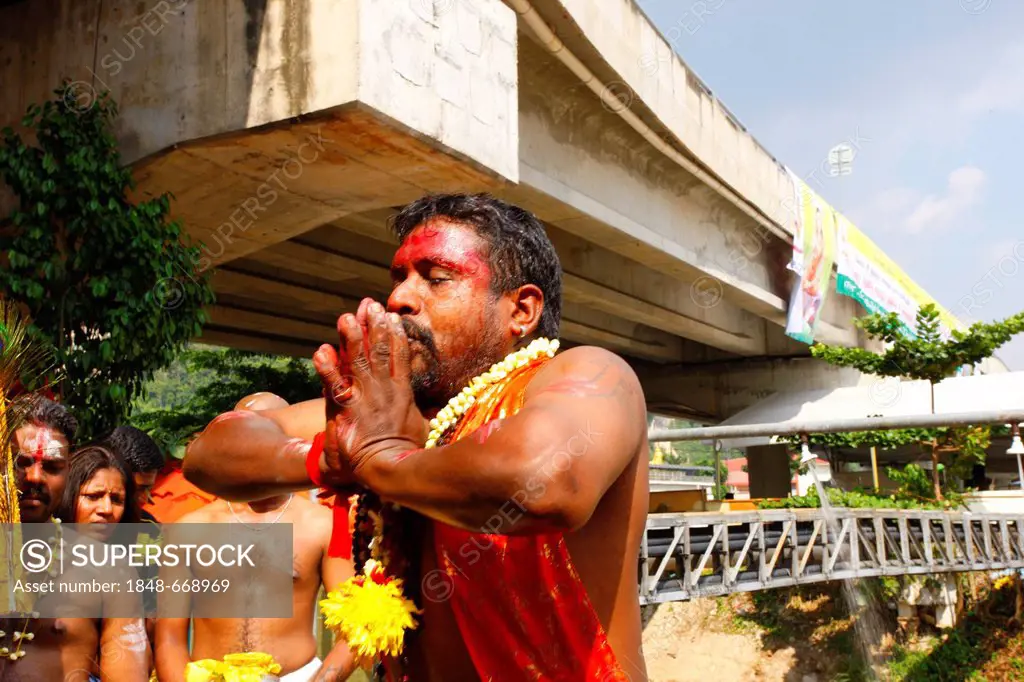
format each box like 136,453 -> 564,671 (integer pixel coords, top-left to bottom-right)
639,508 -> 1024,604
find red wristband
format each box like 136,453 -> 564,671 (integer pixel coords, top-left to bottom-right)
306,431 -> 326,487
305,432 -> 352,559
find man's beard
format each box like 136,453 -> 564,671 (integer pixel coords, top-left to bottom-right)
18,484 -> 52,522
402,317 -> 507,412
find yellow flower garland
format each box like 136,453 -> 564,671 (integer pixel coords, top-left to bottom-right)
318,338 -> 561,667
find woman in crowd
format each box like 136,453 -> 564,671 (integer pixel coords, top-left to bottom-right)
55,444 -> 151,680
56,444 -> 140,540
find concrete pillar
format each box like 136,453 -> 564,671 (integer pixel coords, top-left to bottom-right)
897,602 -> 916,620
898,576 -> 922,634
747,444 -> 792,499
935,574 -> 958,629
897,601 -> 918,637
898,574 -> 958,631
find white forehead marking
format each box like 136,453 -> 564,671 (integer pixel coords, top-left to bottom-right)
29,429 -> 66,459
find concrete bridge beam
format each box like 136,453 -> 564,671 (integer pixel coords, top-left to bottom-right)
638,356 -> 871,421
504,36 -> 858,348
2,0 -> 935,415
1,0 -> 521,267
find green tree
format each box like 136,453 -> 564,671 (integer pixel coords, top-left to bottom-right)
809,304 -> 1023,498
0,82 -> 215,440
131,345 -> 322,457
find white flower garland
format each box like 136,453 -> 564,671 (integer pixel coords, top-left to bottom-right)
424,337 -> 559,448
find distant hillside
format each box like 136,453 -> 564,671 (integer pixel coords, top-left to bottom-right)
131,344 -> 218,413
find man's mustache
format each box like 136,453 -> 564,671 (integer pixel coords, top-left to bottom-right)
402,318 -> 437,354
19,487 -> 49,504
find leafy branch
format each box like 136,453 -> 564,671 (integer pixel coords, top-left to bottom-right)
759,464 -> 963,511
810,304 -> 1024,384
805,303 -> 1022,499
0,82 -> 216,439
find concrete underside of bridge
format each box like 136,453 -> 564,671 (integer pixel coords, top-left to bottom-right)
1,0 -> 888,421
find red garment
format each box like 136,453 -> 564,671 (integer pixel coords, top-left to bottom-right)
314,488 -> 355,560
433,358 -> 629,680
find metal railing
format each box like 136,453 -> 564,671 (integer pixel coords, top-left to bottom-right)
646,409 -> 1024,444
649,464 -> 716,480
639,508 -> 1024,604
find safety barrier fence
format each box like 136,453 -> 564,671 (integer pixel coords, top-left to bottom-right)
639,508 -> 1024,603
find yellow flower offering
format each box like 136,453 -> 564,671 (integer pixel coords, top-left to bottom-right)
184,652 -> 282,682
184,659 -> 221,682
994,574 -> 1016,591
320,560 -> 421,667
222,653 -> 279,669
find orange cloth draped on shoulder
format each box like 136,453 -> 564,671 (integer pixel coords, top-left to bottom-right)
434,357 -> 629,680
143,460 -> 217,523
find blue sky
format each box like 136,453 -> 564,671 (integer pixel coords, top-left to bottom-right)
637,0 -> 1024,370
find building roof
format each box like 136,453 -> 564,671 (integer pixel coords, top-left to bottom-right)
725,458 -> 749,489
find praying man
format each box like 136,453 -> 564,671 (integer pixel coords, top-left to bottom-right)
185,193 -> 651,681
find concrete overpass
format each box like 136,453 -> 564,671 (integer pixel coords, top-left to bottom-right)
0,0 -> 963,421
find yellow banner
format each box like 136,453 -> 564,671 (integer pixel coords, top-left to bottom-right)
836,216 -> 963,335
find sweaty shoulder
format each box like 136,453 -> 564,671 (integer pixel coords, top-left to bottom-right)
174,503 -> 221,524
266,398 -> 329,440
526,345 -> 644,403
290,495 -> 333,532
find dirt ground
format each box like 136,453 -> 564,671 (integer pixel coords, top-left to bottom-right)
642,593 -> 837,682
642,577 -> 1024,682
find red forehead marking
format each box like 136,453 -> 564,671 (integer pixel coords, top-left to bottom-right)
26,429 -> 64,462
392,223 -> 490,284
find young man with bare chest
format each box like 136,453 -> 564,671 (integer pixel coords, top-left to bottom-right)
2,396 -> 150,682
154,395 -> 356,682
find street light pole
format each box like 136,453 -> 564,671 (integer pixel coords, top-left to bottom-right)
713,439 -> 722,501
827,143 -> 854,179
870,446 -> 880,492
